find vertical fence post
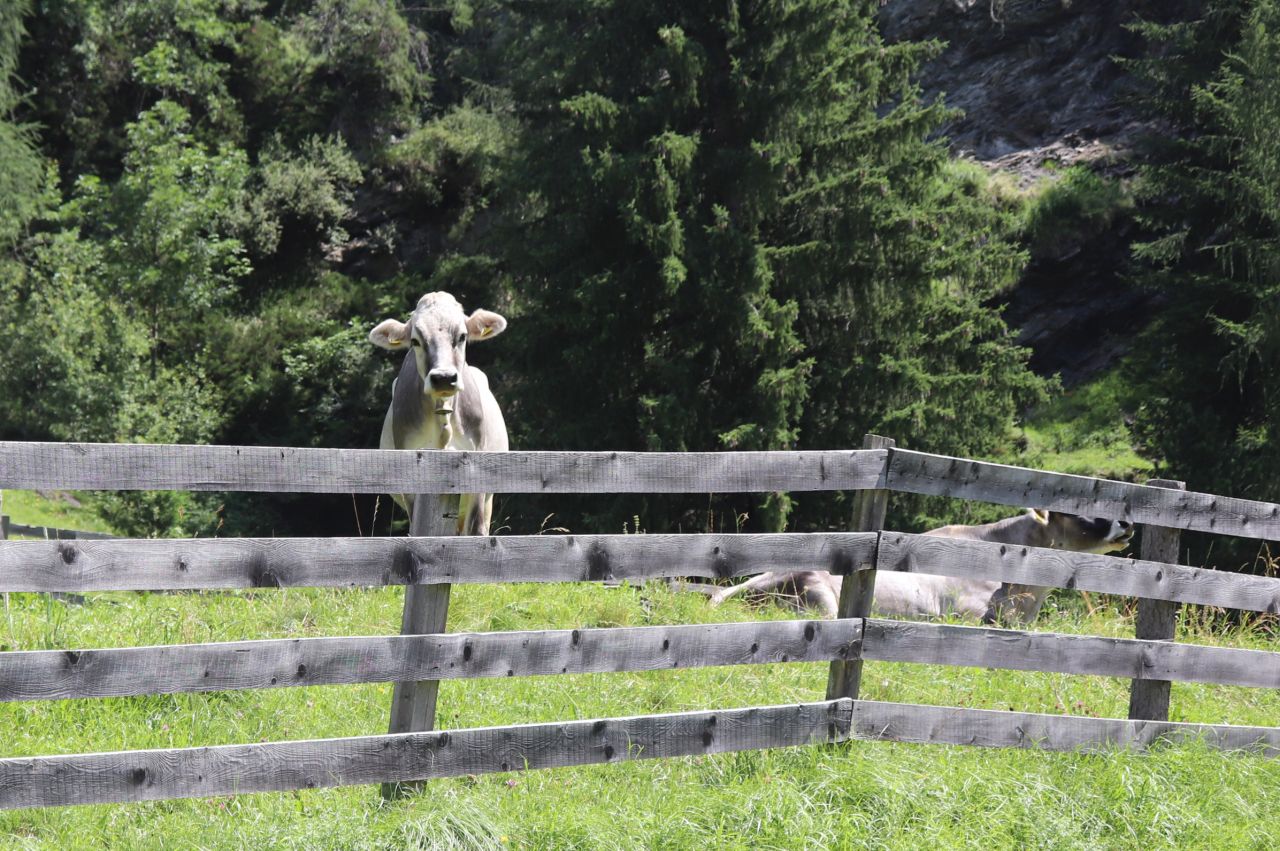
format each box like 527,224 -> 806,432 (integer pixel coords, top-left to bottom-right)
1128,478 -> 1186,722
1,492 -> 8,622
826,434 -> 894,701
382,492 -> 459,799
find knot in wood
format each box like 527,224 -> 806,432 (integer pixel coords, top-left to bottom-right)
249,558 -> 281,588
829,548 -> 855,576
391,545 -> 419,585
586,544 -> 612,582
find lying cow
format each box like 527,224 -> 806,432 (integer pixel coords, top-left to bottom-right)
369,291 -> 508,535
708,510 -> 1133,623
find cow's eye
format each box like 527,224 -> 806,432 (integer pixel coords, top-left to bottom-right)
457,333 -> 467,346
410,338 -> 421,348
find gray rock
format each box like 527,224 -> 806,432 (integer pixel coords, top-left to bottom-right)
880,0 -> 1155,181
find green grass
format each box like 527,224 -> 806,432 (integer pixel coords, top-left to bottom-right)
3,488 -> 1278,848
1012,366 -> 1154,482
1,489 -> 114,536
1,572 -> 1279,849
1021,166 -> 1133,259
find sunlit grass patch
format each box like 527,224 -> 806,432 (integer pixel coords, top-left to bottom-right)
0,489 -> 114,536
2,493 -> 1279,848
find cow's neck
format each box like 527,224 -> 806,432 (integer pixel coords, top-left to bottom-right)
981,513 -> 1052,548
415,397 -> 454,450
434,410 -> 453,449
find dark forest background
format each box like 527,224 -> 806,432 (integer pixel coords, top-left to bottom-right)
0,1 -> 1276,568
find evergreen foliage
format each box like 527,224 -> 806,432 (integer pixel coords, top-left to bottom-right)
0,0 -> 42,246
1128,0 -> 1280,557
496,0 -> 1046,531
4,0 -> 1270,545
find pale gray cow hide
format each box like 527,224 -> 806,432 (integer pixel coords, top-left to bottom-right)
369,291 -> 509,536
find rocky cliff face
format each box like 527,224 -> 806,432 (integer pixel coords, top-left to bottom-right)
881,0 -> 1172,383
880,0 -> 1155,181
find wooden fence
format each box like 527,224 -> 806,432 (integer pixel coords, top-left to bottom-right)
0,518 -> 115,540
1,437 -> 1279,809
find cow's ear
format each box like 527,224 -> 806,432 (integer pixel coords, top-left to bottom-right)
466,309 -> 507,342
1027,508 -> 1051,526
370,319 -> 410,350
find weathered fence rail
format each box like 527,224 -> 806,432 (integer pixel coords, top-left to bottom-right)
3,614 -> 1279,704
877,532 -> 1280,613
0,519 -> 115,540
0,533 -> 877,592
0,443 -> 889,494
0,701 -> 852,809
1,437 -> 1279,810
5,441 -> 1279,538
6,698 -> 1280,810
0,619 -> 863,702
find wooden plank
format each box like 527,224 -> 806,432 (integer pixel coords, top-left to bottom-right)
385,494 -> 457,802
0,532 -> 877,593
1130,479 -> 1186,722
827,434 -> 894,702
4,522 -> 114,540
876,532 -> 1280,613
1,502 -> 6,625
887,449 -> 1280,542
0,700 -> 854,809
0,443 -> 889,494
860,619 -> 1280,689
850,699 -> 1280,756
0,619 -> 862,702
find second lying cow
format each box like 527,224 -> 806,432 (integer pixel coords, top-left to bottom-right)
709,510 -> 1133,624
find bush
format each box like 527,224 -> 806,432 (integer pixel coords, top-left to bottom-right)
1022,166 -> 1132,258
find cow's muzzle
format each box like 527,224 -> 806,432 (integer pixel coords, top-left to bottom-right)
428,368 -> 459,393
425,369 -> 459,416
1111,520 -> 1134,544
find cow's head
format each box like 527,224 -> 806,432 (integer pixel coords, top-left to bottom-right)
369,292 -> 507,411
1028,509 -> 1134,553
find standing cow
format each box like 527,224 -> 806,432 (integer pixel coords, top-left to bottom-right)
708,510 -> 1133,624
369,292 -> 509,535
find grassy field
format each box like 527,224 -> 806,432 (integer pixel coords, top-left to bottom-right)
0,489 -> 116,536
2,491 -> 1280,849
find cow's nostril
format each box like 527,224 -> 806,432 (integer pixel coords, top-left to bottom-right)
429,370 -> 458,389
1118,521 -> 1133,529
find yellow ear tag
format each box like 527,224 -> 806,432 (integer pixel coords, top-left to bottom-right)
388,338 -> 403,347
480,326 -> 493,337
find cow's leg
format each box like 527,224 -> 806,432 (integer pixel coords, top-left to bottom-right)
461,493 -> 493,537
709,571 -> 791,608
800,574 -> 841,619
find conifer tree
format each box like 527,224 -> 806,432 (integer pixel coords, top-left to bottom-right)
1128,0 -> 1280,553
0,0 -> 42,246
496,0 -> 1045,531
